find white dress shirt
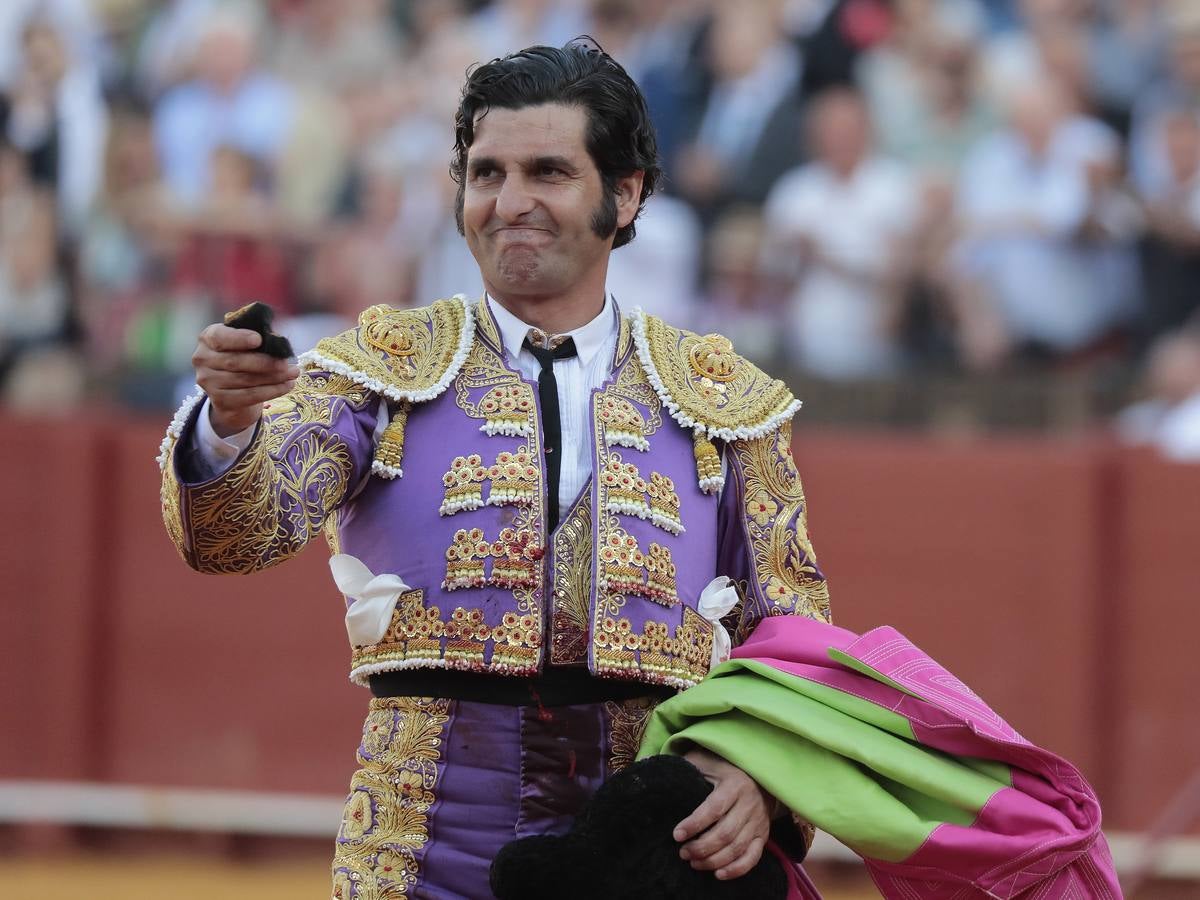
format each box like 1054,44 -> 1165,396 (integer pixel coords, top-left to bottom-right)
486,293 -> 618,522
191,295 -> 619,525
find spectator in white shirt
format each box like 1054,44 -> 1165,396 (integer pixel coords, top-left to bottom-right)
1117,326 -> 1200,462
952,79 -> 1136,361
152,8 -> 294,207
762,86 -> 919,380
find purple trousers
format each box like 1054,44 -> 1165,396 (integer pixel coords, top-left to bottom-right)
331,694 -> 661,899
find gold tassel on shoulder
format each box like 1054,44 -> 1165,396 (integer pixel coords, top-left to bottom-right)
372,402 -> 410,479
693,431 -> 724,494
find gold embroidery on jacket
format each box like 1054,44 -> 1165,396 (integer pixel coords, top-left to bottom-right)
454,340 -> 536,429
593,606 -> 711,687
438,454 -> 487,516
605,696 -> 663,773
602,453 -> 651,519
349,589 -> 542,680
732,421 -> 831,622
332,697 -> 452,897
442,523 -> 543,593
312,298 -> 469,395
636,313 -> 798,438
597,520 -> 679,607
597,394 -> 649,451
486,447 -> 538,507
551,492 -> 592,665
449,338 -> 545,624
647,472 -> 684,535
477,383 -> 534,437
599,454 -> 684,537
166,380 -> 362,573
438,447 -> 545,516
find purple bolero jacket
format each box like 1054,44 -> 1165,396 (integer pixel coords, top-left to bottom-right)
159,297 -> 830,689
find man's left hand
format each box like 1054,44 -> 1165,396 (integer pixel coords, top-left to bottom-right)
674,747 -> 774,880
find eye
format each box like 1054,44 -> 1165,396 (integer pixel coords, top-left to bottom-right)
470,165 -> 498,181
538,164 -> 565,177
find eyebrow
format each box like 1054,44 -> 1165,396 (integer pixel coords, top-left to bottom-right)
467,156 -> 501,176
467,155 -> 579,176
525,155 -> 577,173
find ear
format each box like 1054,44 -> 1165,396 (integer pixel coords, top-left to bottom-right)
614,171 -> 644,229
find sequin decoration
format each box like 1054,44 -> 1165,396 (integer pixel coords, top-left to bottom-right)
442,526 -> 543,593
597,394 -> 649,452
349,590 -> 542,682
477,383 -> 534,437
593,607 -> 711,687
598,523 -> 679,608
647,472 -> 684,536
644,543 -> 679,606
602,454 -> 650,520
486,447 -> 538,507
600,455 -> 684,537
438,454 -> 487,516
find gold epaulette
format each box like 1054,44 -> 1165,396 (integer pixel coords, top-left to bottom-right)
299,296 -> 475,405
299,296 -> 475,480
630,309 -> 801,445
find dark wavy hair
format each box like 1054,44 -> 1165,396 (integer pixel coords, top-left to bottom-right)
450,38 -> 661,249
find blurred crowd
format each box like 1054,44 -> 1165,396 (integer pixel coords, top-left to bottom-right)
1,0 -> 1199,454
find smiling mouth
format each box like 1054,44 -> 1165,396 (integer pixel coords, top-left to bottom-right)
493,227 -> 554,244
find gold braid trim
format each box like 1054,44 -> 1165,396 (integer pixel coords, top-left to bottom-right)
730,420 -> 831,623
161,373 -> 365,574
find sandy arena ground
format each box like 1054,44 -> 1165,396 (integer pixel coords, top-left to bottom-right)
0,855 -> 884,899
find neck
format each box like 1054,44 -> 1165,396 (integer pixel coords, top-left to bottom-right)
486,277 -> 608,334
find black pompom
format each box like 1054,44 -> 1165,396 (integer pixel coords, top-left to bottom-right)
489,755 -> 788,900
224,302 -> 293,359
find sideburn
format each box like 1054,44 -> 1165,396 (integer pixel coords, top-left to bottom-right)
590,187 -> 618,240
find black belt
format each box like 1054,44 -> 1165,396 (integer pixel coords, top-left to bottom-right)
369,666 -> 675,707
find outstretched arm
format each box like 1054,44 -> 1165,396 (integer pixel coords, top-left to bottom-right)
160,323 -> 381,574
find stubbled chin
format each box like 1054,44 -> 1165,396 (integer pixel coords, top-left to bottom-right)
494,248 -> 542,285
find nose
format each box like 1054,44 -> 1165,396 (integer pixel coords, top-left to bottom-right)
494,171 -> 536,224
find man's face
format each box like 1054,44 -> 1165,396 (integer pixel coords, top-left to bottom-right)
461,103 -> 631,301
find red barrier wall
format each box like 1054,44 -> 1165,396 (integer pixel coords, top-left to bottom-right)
1,415 -> 1197,832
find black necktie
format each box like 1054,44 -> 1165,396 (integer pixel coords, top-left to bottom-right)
522,334 -> 578,533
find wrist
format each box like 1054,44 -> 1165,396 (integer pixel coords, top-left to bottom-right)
209,403 -> 261,438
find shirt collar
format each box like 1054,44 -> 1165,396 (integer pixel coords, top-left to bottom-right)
486,293 -> 616,367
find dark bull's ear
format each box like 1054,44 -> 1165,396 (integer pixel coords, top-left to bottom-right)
223,302 -> 294,359
490,755 -> 789,899
490,833 -> 584,900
